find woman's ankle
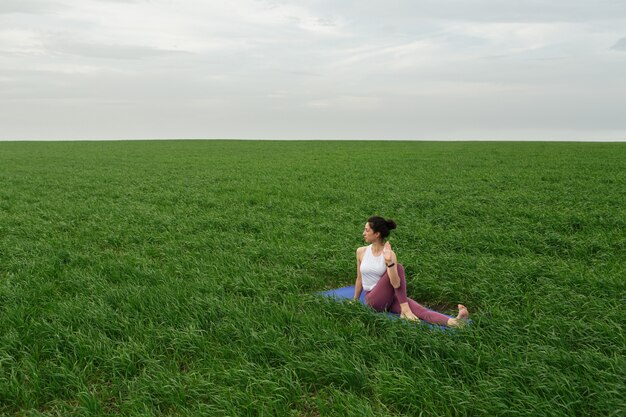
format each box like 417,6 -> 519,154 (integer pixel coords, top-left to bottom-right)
399,302 -> 412,314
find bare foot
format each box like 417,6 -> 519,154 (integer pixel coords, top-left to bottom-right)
457,304 -> 469,321
446,305 -> 470,328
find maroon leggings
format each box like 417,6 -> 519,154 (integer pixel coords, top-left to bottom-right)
365,264 -> 451,326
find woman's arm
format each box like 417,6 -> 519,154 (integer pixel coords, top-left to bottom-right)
383,242 -> 400,289
354,247 -> 364,300
384,242 -> 417,319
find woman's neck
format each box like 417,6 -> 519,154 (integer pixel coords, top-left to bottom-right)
371,241 -> 384,252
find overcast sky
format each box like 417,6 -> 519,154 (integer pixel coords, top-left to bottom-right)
1,0 -> 625,141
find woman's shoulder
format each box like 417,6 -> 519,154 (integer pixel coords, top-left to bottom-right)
356,245 -> 369,258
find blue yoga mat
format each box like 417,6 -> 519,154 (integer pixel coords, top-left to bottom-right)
319,285 -> 457,331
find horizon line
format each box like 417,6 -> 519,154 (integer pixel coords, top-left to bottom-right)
1,138 -> 625,143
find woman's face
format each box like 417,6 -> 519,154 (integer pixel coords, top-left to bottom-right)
363,222 -> 380,243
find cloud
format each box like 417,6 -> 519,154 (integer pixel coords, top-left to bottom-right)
0,29 -> 46,55
1,0 -> 625,140
333,39 -> 441,70
307,0 -> 626,24
452,22 -> 582,52
306,95 -> 381,110
53,41 -> 191,60
0,0 -> 65,15
611,37 -> 626,51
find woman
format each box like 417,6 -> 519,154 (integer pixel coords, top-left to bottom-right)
354,216 -> 469,327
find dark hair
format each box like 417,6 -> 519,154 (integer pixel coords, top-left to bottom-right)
367,216 -> 397,240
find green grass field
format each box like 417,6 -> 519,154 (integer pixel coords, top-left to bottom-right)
0,140 -> 624,416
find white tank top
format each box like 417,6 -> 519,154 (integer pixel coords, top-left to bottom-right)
360,245 -> 387,291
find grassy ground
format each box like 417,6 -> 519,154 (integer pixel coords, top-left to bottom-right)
0,140 -> 624,416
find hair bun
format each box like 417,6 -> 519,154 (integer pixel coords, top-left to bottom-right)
386,219 -> 397,230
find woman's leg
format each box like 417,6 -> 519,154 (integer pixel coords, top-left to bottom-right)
365,264 -> 409,311
388,298 -> 452,326
366,264 -> 460,326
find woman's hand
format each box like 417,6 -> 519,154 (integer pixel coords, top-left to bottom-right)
383,241 -> 393,263
400,310 -> 420,322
